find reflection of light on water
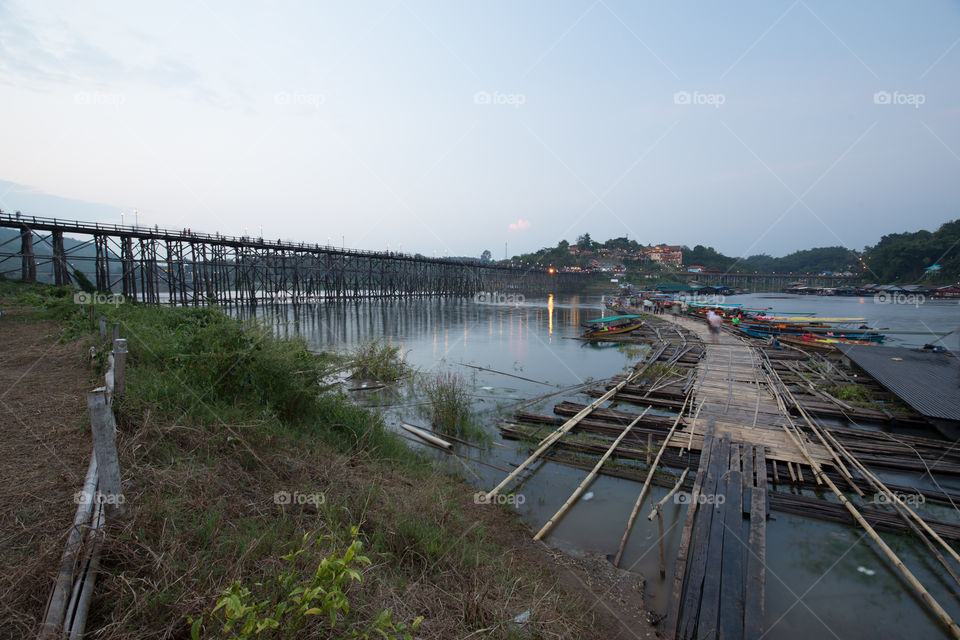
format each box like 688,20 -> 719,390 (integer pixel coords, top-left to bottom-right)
548,294 -> 554,335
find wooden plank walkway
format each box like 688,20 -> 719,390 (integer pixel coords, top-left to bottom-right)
664,315 -> 834,471
667,432 -> 768,640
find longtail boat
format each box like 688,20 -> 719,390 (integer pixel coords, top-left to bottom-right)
581,315 -> 644,339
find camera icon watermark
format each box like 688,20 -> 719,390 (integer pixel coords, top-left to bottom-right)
74,490 -> 126,505
273,490 -> 325,505
274,91 -> 325,109
874,292 -> 924,307
682,294 -> 727,305
74,91 -> 125,106
74,292 -> 125,307
473,291 -> 525,305
873,90 -> 925,109
473,90 -> 526,108
675,491 -> 725,506
474,491 -> 525,506
871,492 -> 925,507
674,90 -> 725,108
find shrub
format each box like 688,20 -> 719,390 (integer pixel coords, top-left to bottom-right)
349,339 -> 405,381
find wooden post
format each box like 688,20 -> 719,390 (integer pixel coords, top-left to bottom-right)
112,339 -> 127,399
657,508 -> 666,578
98,316 -> 106,340
112,322 -> 119,342
87,392 -> 125,519
613,398 -> 696,567
646,433 -> 652,465
37,455 -> 98,640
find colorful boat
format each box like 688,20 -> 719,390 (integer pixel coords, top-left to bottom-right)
581,315 -> 644,338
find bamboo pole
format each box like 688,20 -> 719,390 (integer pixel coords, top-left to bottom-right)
647,468 -> 690,521
486,349 -> 662,501
613,397 -> 693,567
821,423 -> 960,568
766,366 -> 960,638
533,407 -> 651,540
681,398 -> 702,457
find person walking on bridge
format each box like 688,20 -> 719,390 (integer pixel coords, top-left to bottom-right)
707,310 -> 722,344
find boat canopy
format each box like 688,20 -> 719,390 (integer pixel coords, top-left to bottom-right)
756,316 -> 866,323
585,315 -> 643,324
686,301 -> 742,308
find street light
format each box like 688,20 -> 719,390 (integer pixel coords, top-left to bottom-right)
120,210 -> 125,225
134,208 -> 139,227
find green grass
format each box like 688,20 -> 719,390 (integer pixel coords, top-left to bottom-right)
420,372 -> 487,441
1,280 -> 599,639
349,338 -> 406,381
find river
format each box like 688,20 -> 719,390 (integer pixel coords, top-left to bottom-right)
243,292 -> 960,639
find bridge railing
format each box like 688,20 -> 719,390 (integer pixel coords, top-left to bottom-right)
0,211 -> 539,273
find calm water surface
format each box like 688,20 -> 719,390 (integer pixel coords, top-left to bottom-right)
245,293 -> 960,640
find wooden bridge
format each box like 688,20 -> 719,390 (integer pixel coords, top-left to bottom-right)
0,212 -> 586,304
676,271 -> 862,291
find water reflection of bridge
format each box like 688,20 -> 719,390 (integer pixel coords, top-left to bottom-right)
676,271 -> 862,291
0,213 -> 587,304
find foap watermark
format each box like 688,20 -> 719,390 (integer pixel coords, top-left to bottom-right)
871,491 -> 925,507
677,294 -> 727,305
274,91 -> 325,109
873,90 -> 925,109
274,490 -> 325,505
74,490 -> 126,506
674,90 -> 725,108
74,291 -> 125,307
675,491 -> 725,506
874,292 -> 924,307
74,91 -> 125,107
473,90 -> 526,108
475,491 -> 525,506
473,291 -> 525,305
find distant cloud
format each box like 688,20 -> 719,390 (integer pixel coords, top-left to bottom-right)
508,218 -> 531,231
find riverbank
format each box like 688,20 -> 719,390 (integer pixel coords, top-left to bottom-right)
0,281 -> 656,640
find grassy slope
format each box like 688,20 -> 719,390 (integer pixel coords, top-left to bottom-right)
1,280 -> 603,639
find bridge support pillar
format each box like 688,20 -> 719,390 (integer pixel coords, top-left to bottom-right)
52,230 -> 70,286
19,225 -> 36,282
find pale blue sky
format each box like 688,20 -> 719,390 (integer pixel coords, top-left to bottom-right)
0,0 -> 958,257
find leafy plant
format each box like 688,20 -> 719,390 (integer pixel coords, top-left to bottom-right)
190,527 -> 422,639
420,372 -> 484,440
349,339 -> 405,381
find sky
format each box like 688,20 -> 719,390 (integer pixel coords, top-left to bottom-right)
0,0 -> 958,259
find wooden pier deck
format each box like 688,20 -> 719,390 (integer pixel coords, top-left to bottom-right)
666,429 -> 768,640
665,314 -> 834,471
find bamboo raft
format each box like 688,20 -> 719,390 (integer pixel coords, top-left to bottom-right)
485,313 -> 960,639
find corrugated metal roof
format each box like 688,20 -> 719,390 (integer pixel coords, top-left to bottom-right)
840,345 -> 960,421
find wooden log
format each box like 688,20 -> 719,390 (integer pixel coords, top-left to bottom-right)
695,434 -> 731,639
534,407 -> 650,540
112,339 -> 127,399
65,502 -> 105,639
37,454 -> 98,640
400,423 -> 451,449
87,392 -> 125,520
677,431 -> 728,639
719,450 -> 745,640
664,422 -> 716,637
744,446 -> 767,640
